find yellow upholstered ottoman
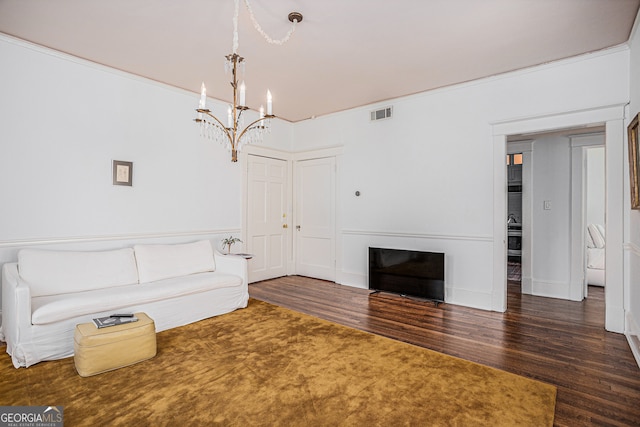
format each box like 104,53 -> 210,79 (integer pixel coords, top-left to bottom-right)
74,312 -> 157,377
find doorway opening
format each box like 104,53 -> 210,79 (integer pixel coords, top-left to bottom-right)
505,127 -> 605,301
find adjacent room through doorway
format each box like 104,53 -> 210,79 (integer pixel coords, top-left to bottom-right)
505,126 -> 606,321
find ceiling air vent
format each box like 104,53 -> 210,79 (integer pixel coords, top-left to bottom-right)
370,106 -> 393,122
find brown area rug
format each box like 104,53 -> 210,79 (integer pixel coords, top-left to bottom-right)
0,299 -> 556,426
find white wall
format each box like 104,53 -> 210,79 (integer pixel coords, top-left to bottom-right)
294,46 -> 629,311
0,34 -> 292,258
586,146 -> 606,228
530,134 -> 572,295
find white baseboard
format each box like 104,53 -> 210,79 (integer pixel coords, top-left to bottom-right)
625,312 -> 640,369
530,278 -> 577,300
336,271 -> 367,289
338,281 -> 368,291
337,270 -> 492,310
446,287 -> 493,311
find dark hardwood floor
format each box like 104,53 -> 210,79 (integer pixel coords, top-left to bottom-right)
249,276 -> 640,426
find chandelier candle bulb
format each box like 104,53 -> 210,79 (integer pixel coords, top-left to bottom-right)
259,105 -> 265,126
199,82 -> 207,108
266,90 -> 272,115
239,81 -> 246,106
227,106 -> 233,128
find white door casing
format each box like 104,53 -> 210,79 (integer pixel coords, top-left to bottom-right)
491,104 -> 626,333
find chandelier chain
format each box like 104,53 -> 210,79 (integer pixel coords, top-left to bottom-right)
243,0 -> 298,46
232,0 -> 240,53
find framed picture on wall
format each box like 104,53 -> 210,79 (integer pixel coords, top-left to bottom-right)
629,113 -> 640,209
113,160 -> 133,186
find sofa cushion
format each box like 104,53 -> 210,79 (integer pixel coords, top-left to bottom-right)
586,228 -> 595,248
31,271 -> 241,325
18,248 -> 139,297
134,240 -> 215,284
587,224 -> 605,249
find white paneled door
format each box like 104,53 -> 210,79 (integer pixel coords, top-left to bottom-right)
295,157 -> 336,281
247,155 -> 288,282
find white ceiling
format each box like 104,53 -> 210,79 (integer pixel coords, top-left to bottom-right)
1,0 -> 639,122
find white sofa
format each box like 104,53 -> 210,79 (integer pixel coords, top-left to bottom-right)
0,240 -> 248,368
586,224 -> 605,287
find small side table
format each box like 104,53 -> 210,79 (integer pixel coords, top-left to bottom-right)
224,253 -> 254,259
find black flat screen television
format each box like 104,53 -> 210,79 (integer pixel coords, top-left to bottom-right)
368,247 -> 445,303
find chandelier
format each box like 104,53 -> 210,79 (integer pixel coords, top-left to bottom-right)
195,0 -> 303,162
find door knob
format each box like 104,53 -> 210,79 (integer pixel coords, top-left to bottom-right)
296,225 -> 301,231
